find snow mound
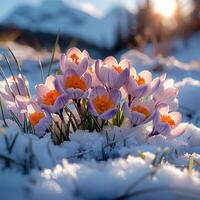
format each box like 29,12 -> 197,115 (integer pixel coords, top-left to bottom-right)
121,49 -> 200,81
1,122 -> 200,199
2,156 -> 200,200
176,78 -> 200,126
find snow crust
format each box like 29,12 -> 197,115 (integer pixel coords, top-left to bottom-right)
0,121 -> 200,200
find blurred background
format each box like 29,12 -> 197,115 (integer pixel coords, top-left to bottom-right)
0,0 -> 199,59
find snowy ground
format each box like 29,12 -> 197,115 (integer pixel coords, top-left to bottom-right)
0,39 -> 200,199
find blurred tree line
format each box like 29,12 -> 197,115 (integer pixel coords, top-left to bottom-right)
127,0 -> 200,56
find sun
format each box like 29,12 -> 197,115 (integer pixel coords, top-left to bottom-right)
153,0 -> 177,18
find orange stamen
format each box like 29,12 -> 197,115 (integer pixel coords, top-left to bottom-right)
93,95 -> 114,114
137,75 -> 145,86
70,53 -> 80,65
29,112 -> 45,126
12,76 -> 17,81
132,105 -> 150,118
160,115 -> 175,127
43,89 -> 60,105
88,66 -> 94,74
113,65 -> 123,73
65,75 -> 87,91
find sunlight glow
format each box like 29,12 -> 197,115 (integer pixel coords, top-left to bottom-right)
153,0 -> 177,18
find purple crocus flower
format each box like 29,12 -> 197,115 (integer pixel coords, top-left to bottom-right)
7,102 -> 26,125
26,101 -> 51,137
0,74 -> 29,102
55,69 -> 92,100
125,70 -> 160,99
60,47 -> 89,75
1,93 -> 31,125
87,63 -> 102,88
123,98 -> 155,126
153,78 -> 178,111
152,104 -> 185,137
15,95 -> 30,110
35,75 -> 69,113
95,56 -> 130,89
88,86 -> 121,120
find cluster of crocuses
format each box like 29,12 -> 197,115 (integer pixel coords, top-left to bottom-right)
0,47 -> 185,143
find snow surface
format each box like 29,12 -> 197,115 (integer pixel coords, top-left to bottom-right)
0,120 -> 200,200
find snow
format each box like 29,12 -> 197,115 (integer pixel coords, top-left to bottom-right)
1,0 -> 136,49
169,33 -> 200,63
1,121 -> 200,199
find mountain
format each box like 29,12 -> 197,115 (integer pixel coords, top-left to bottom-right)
1,0 -> 136,50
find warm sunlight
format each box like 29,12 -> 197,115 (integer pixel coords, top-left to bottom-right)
153,0 -> 177,18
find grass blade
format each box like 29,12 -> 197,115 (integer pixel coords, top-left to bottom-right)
0,64 -> 15,99
47,32 -> 60,76
9,110 -> 22,128
38,56 -> 45,83
188,155 -> 194,175
8,133 -> 19,153
0,97 -> 8,127
7,48 -> 30,97
1,53 -> 21,95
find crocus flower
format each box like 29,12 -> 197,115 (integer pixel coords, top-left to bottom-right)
15,95 -> 30,110
95,56 -> 130,89
27,101 -> 51,137
35,75 -> 69,113
60,47 -> 89,75
153,78 -> 178,111
152,105 -> 185,137
123,98 -> 155,126
2,94 -> 30,125
55,69 -> 92,100
0,74 -> 29,102
87,63 -> 102,87
7,102 -> 26,125
88,86 -> 121,119
126,70 -> 160,100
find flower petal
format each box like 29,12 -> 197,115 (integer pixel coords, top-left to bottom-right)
109,89 -> 121,105
45,75 -> 56,89
130,111 -> 146,125
114,68 -> 129,88
119,59 -> 130,70
169,112 -> 182,125
138,70 -> 152,83
99,108 -> 118,119
104,56 -> 118,66
88,100 -> 98,116
60,53 -> 67,73
35,85 -> 50,102
170,124 -> 186,137
89,86 -> 107,100
78,57 -> 89,75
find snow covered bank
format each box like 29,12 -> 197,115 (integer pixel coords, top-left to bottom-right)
0,122 -> 200,200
